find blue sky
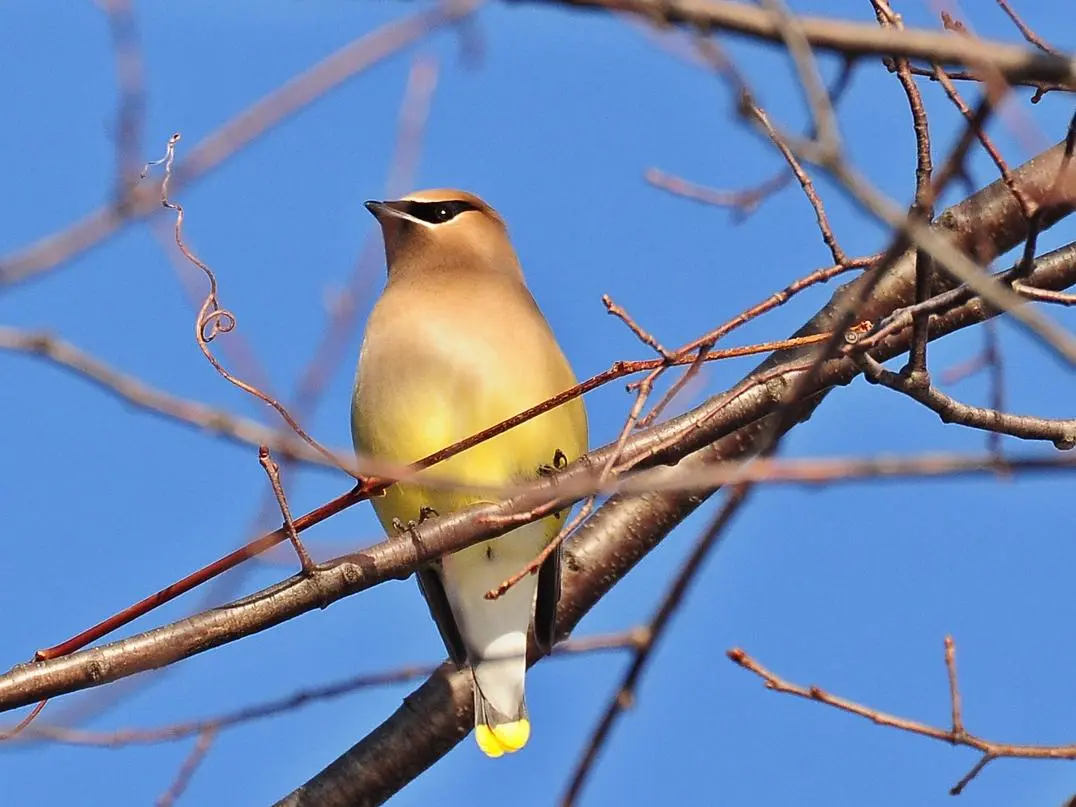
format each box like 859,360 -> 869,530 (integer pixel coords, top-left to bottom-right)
2,1 -> 1075,805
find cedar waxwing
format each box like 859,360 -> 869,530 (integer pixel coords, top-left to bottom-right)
352,189 -> 588,757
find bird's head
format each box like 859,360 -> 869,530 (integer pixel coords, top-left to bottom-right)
364,188 -> 522,282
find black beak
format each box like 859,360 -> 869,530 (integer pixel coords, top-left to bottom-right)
365,200 -> 413,223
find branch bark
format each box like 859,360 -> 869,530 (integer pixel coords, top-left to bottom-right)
513,0 -> 1076,89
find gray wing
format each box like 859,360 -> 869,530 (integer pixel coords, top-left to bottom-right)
415,565 -> 468,667
533,544 -> 561,656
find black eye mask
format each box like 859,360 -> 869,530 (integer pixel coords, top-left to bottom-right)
388,199 -> 478,224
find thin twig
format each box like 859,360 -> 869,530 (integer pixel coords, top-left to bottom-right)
871,0 -> 934,378
728,636 -> 1076,795
142,134 -> 359,478
155,727 -> 217,807
17,631 -> 643,747
994,0 -> 1060,56
562,481 -> 757,806
1013,282 -> 1076,305
258,447 -> 315,573
0,701 -> 47,741
97,0 -> 145,202
0,1 -> 479,288
0,327 -> 326,464
603,294 -> 674,359
945,635 -> 964,737
645,167 -> 791,219
856,352 -> 1075,449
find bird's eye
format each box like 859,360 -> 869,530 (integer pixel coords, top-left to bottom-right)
399,199 -> 477,224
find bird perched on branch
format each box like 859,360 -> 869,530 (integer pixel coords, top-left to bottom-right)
352,188 -> 588,757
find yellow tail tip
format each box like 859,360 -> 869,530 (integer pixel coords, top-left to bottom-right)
475,719 -> 531,757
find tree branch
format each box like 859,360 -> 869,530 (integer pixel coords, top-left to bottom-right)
514,0 -> 1076,89
856,353 -> 1076,449
271,143 -> 1076,805
0,0 -> 479,289
3,148 -> 1073,720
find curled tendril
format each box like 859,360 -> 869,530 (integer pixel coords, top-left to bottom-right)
138,132 -> 360,480
199,307 -> 237,342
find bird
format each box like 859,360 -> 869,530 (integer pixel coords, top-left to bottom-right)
351,189 -> 588,758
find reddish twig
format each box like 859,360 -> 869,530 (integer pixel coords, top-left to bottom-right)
602,294 -> 673,359
0,701 -> 47,741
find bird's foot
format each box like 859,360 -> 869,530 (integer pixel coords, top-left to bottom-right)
392,507 -> 438,535
391,517 -> 418,534
537,448 -> 569,477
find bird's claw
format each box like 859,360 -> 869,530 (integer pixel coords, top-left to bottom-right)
537,448 -> 569,477
391,517 -> 419,534
393,507 -> 439,534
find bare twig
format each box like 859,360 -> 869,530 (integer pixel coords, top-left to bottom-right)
1013,282 -> 1076,305
945,635 -> 964,736
0,1 -> 478,288
562,481 -> 756,805
994,0 -> 1060,56
871,0 -> 934,378
758,0 -> 841,161
143,133 -> 358,478
603,294 -> 674,359
731,66 -> 849,266
645,167 -> 791,219
856,352 -> 1075,449
258,447 -> 315,573
16,631 -> 644,747
97,0 -> 145,201
0,327 -> 331,465
156,727 -> 216,807
0,701 -> 47,741
728,637 -> 1076,795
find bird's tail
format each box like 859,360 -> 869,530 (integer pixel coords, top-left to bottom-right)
472,634 -> 530,758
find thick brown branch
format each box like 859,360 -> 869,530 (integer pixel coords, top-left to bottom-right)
4,158 -> 1074,716
4,143 -> 1075,805
268,142 -> 1076,803
517,0 -> 1076,88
